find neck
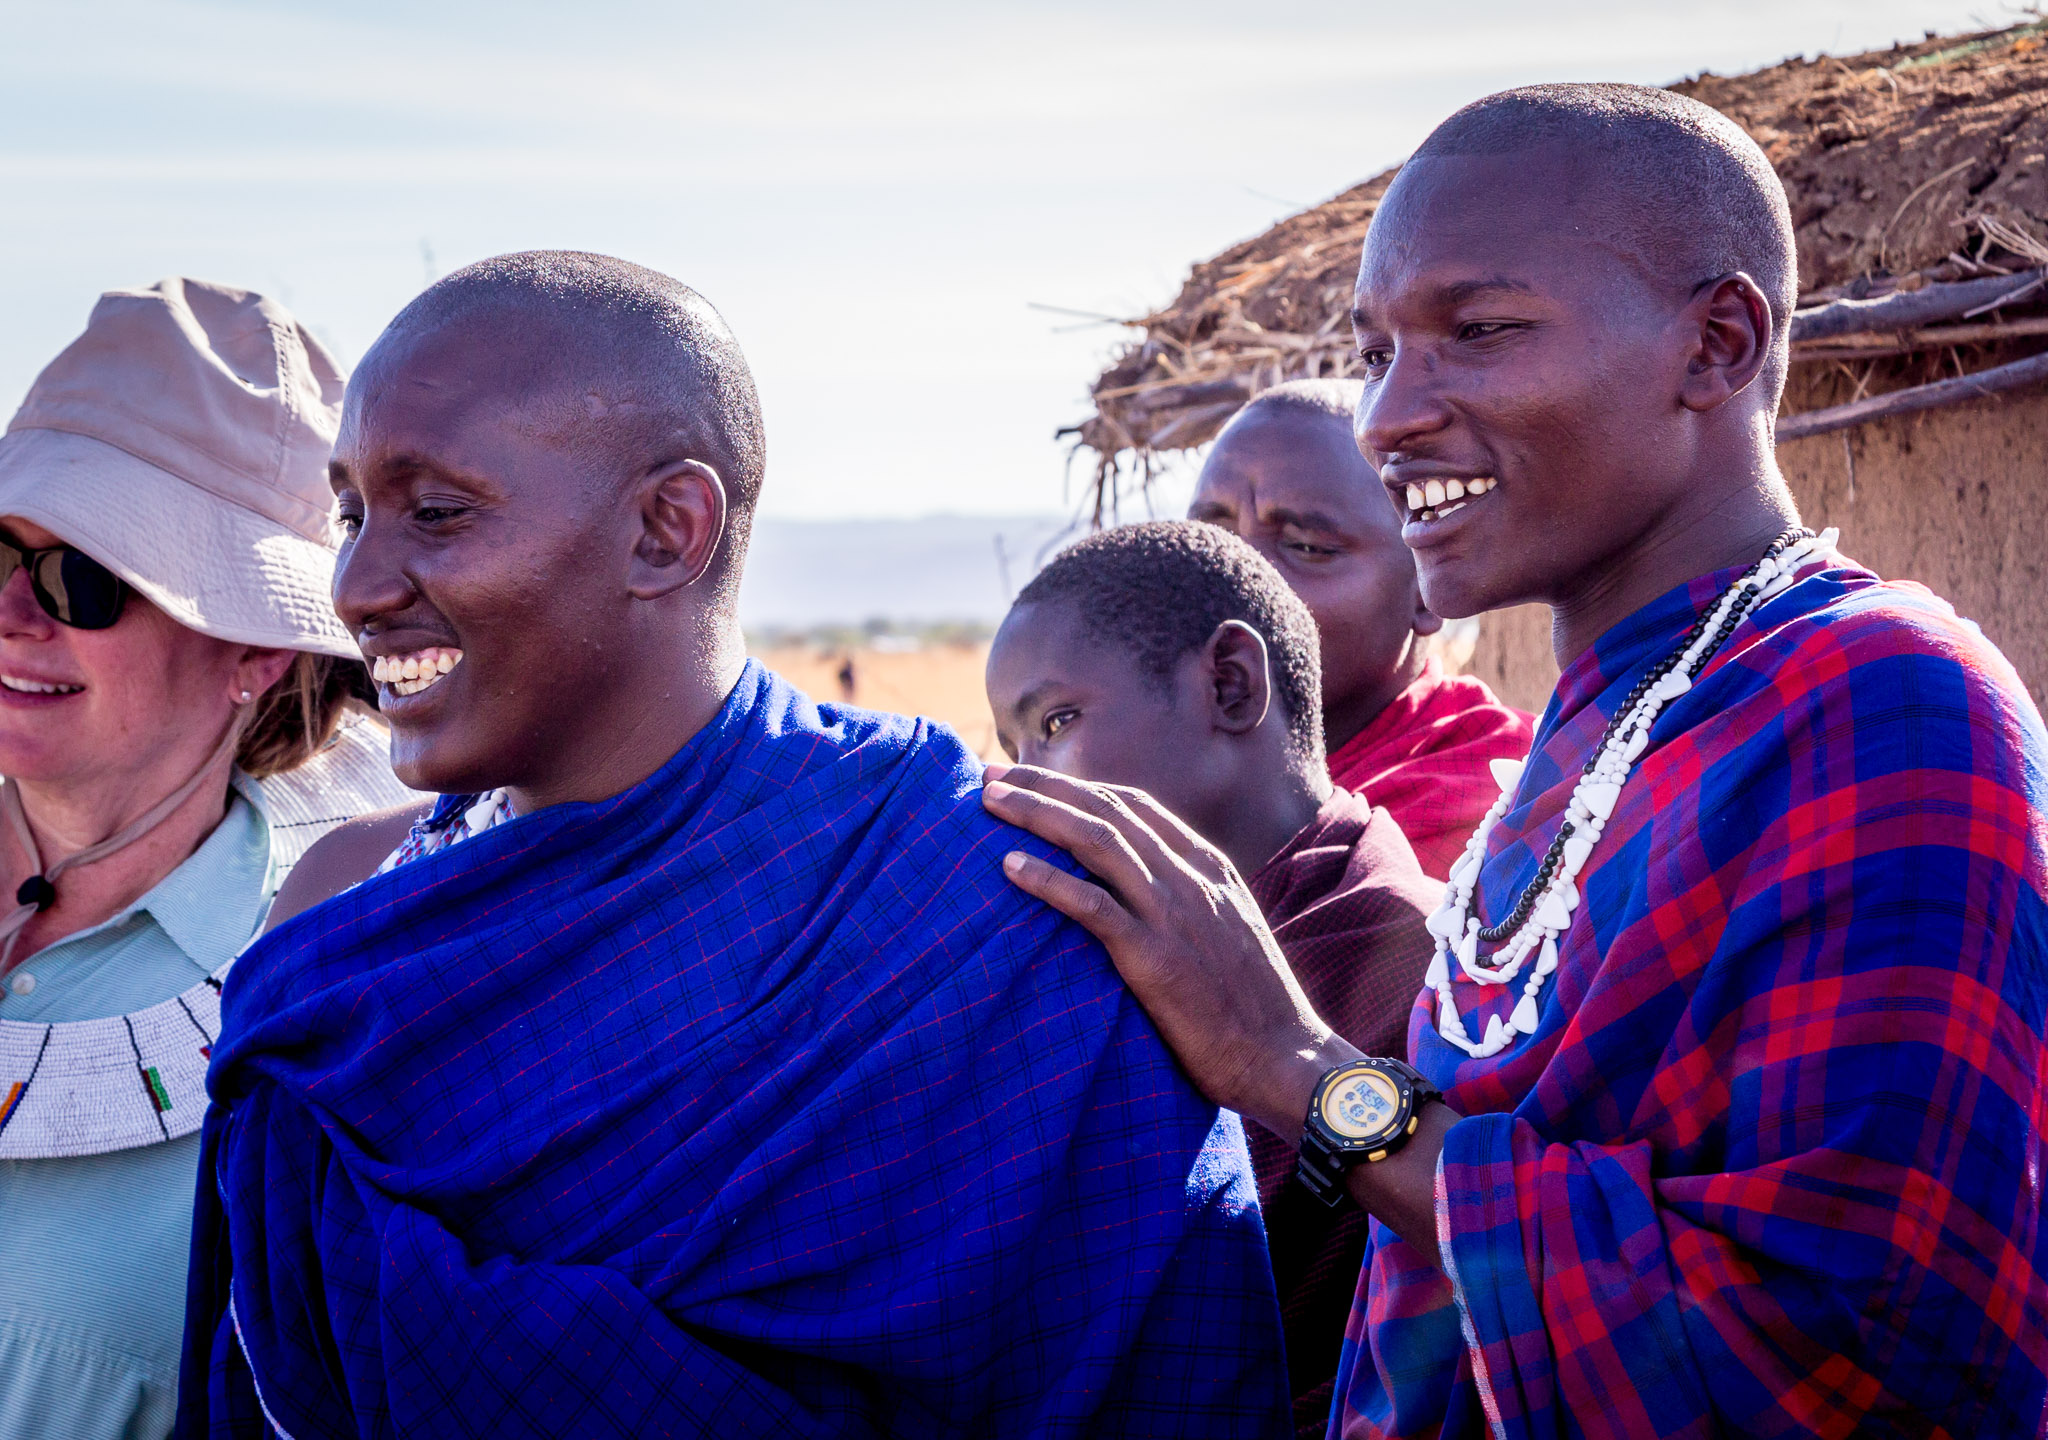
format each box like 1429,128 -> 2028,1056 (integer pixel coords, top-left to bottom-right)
3,728 -> 240,968
1323,638 -> 1431,756
507,616 -> 749,814
1549,453 -> 1798,668
1211,758 -> 1331,881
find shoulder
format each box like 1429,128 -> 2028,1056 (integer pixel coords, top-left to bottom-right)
1740,568 -> 2045,755
741,682 -> 1147,1060
262,800 -> 431,933
1257,786 -> 1441,941
745,668 -> 1047,894
1753,565 -> 2003,666
255,709 -> 432,877
1688,567 -> 2048,882
1351,797 -> 1448,913
753,666 -> 996,825
745,669 -> 1124,943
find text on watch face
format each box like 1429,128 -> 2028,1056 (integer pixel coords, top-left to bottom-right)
1322,1071 -> 1400,1139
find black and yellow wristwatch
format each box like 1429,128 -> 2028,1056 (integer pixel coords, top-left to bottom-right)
1294,1056 -> 1442,1208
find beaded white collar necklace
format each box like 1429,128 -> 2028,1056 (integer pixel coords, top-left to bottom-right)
0,714 -> 426,1158
1424,528 -> 1837,1059
0,965 -> 227,1157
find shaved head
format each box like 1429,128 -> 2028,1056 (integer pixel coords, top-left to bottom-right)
1236,378 -> 1364,429
379,250 -> 766,535
1351,79 -> 1805,652
332,251 -> 767,801
1194,375 -> 1432,750
1417,84 -> 1796,367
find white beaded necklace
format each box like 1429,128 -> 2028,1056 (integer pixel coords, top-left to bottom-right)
1424,528 -> 1837,1059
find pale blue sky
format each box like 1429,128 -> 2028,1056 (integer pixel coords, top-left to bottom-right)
0,0 -> 2016,519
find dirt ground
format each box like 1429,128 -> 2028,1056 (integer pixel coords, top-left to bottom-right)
751,643 -> 1003,760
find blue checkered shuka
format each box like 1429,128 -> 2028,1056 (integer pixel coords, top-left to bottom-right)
177,662 -> 1290,1439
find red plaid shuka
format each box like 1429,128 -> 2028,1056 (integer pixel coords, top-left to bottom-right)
1326,660 -> 1535,881
1246,788 -> 1440,1437
1332,556 -> 2048,1439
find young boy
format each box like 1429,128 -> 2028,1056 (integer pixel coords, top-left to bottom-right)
1190,381 -> 1532,878
985,519 -> 1439,1437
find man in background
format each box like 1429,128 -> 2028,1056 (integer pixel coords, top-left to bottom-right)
1191,380 -> 1530,877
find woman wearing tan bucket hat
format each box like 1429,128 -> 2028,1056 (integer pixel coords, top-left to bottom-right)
0,279 -> 418,1440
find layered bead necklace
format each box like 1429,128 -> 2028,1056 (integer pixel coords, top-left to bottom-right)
1425,527 -> 1838,1059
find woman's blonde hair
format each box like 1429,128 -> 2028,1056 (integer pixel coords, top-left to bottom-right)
236,653 -> 368,779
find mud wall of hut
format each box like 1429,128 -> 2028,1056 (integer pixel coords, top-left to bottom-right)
1464,392 -> 2048,717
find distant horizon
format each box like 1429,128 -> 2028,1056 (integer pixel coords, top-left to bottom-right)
740,512 -> 1076,629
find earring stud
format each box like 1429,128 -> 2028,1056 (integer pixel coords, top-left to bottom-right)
238,690 -> 253,703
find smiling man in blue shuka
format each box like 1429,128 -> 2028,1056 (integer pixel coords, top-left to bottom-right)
175,251 -> 1290,1440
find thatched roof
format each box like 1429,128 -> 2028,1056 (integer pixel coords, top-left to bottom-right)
1071,20 -> 2048,506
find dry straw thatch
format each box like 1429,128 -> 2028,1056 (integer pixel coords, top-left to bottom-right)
1069,19 -> 2048,514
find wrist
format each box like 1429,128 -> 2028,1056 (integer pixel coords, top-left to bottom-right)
1339,1098 -> 1459,1261
1295,1056 -> 1446,1215
1232,1027 -> 1363,1140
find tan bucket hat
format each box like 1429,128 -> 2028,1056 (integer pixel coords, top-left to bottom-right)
0,278 -> 355,657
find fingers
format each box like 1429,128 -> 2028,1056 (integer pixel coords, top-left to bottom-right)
999,850 -> 1139,949
1096,784 -> 1224,869
985,765 -> 1205,872
982,776 -> 1157,902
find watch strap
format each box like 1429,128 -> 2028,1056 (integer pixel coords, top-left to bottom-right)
1294,1128 -> 1351,1208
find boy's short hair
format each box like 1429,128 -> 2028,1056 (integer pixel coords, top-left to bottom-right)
1016,520 -> 1324,760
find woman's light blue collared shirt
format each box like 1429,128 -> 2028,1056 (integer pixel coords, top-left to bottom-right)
0,773 -> 273,1440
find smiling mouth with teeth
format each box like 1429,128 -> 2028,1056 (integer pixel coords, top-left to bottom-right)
1403,476 -> 1498,523
370,648 -> 463,697
0,674 -> 84,696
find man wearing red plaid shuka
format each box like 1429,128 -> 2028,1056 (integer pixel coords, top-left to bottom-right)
984,82 -> 2048,1440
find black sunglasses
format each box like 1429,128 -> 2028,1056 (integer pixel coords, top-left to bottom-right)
0,531 -> 129,630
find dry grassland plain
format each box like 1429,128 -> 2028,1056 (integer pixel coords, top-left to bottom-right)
751,643 -> 1002,761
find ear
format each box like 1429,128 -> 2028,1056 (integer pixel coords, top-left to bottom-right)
1677,272 -> 1773,413
1203,620 -> 1274,737
230,646 -> 296,707
629,458 -> 728,599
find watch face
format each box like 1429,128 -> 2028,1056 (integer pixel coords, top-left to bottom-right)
1321,1067 -> 1401,1142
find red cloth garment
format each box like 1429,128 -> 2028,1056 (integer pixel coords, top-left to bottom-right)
1245,787 -> 1440,1439
1325,659 -> 1535,880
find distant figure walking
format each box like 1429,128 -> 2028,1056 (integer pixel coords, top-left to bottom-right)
836,651 -> 857,702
